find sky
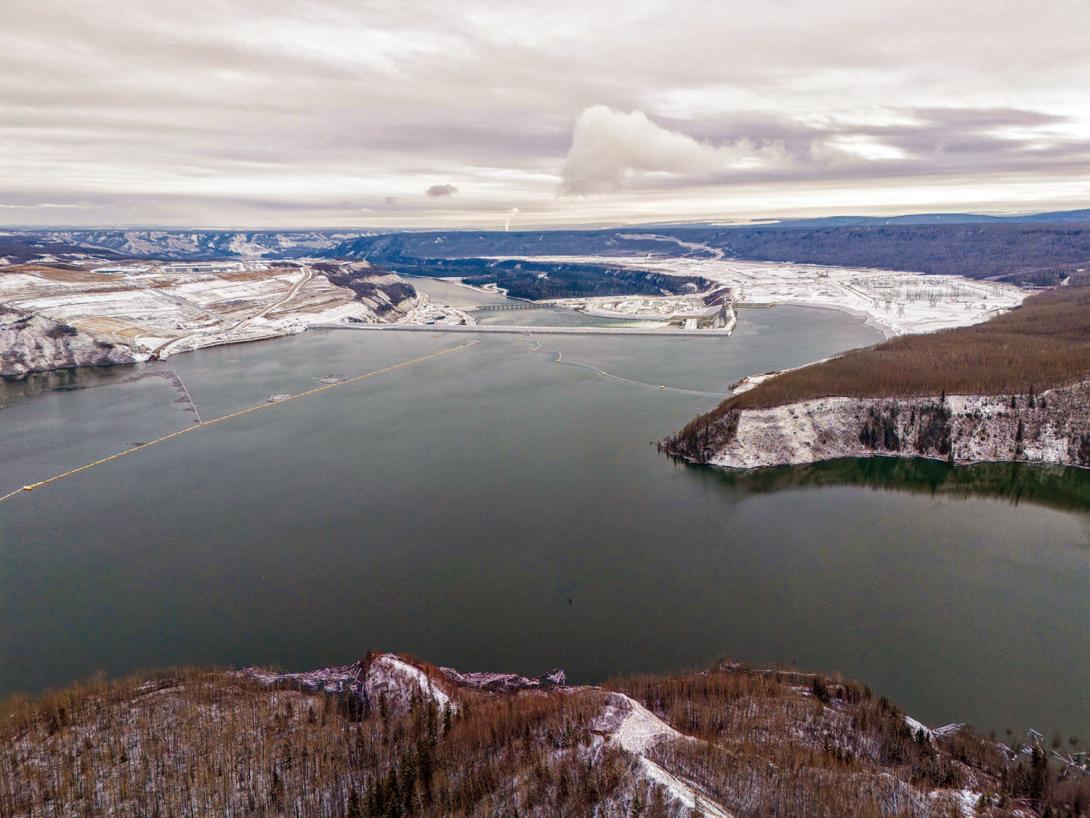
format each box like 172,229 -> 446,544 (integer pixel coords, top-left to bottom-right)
3,0 -> 1090,228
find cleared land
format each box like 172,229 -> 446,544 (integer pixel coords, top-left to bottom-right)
0,261 -> 417,375
504,254 -> 1025,336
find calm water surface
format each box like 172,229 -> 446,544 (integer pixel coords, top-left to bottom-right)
2,304 -> 1088,741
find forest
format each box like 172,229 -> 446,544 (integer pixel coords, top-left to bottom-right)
380,256 -> 710,300
4,655 -> 1087,817
696,223 -> 1090,285
327,222 -> 1090,287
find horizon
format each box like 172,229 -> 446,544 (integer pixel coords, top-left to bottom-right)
6,203 -> 1090,234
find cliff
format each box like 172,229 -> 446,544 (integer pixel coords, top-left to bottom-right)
0,306 -> 140,377
664,382 -> 1090,470
4,651 -> 1085,817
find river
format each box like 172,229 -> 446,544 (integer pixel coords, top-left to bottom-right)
1,302 -> 1088,742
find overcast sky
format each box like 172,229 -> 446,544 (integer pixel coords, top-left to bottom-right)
4,0 -> 1090,228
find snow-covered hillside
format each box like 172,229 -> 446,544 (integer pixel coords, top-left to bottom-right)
0,260 -> 416,376
670,383 -> 1090,470
6,651 -> 1067,818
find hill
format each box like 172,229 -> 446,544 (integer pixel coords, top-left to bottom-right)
663,280 -> 1090,467
3,652 -> 1086,817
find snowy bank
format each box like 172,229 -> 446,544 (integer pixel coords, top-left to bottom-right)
671,382 -> 1090,470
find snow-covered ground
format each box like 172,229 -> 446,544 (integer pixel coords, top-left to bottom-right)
245,652 -> 455,714
595,692 -> 734,818
0,261 -> 408,373
496,255 -> 1028,337
552,294 -> 716,321
701,382 -> 1090,469
399,296 -> 477,326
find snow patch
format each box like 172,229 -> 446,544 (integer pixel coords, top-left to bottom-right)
704,383 -> 1090,469
595,693 -> 733,818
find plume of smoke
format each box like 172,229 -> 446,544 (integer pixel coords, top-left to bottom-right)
504,207 -> 520,231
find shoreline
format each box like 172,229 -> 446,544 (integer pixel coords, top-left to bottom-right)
696,448 -> 1090,473
740,299 -> 897,339
667,382 -> 1090,472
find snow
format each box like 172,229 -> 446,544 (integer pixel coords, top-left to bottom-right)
929,787 -> 982,817
0,260 -> 411,372
243,652 -> 454,713
370,654 -> 453,711
399,293 -> 476,326
596,693 -> 734,818
704,382 -> 1090,469
904,715 -> 935,743
438,666 -> 567,692
493,254 -> 1027,337
607,696 -> 685,754
227,235 -> 273,257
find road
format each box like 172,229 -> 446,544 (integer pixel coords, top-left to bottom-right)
153,266 -> 314,359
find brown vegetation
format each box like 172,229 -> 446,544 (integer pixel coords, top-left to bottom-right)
11,264 -> 121,283
666,282 -> 1090,459
3,658 -> 1087,818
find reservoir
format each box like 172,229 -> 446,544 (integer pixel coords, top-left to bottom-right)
2,302 -> 1088,742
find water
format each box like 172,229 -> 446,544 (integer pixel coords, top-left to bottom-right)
2,305 -> 1088,742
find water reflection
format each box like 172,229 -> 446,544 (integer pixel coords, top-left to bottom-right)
1,362 -> 163,401
698,456 -> 1090,515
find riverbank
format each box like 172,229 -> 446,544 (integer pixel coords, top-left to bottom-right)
665,281 -> 1090,470
666,381 -> 1090,470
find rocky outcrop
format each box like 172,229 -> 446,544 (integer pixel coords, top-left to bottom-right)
667,382 -> 1090,470
309,262 -> 418,319
0,307 -> 140,377
243,651 -> 567,713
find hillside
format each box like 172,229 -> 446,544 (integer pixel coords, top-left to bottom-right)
701,223 -> 1090,286
0,261 -> 418,377
326,224 -> 1090,287
6,215 -> 1090,289
664,281 -> 1090,466
3,652 -> 1087,817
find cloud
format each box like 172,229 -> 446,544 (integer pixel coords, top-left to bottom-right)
3,0 -> 1090,225
425,183 -> 459,198
0,201 -> 97,209
560,106 -> 788,194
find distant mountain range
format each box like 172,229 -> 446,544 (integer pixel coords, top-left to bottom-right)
3,206 -> 1090,285
743,207 -> 1090,228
